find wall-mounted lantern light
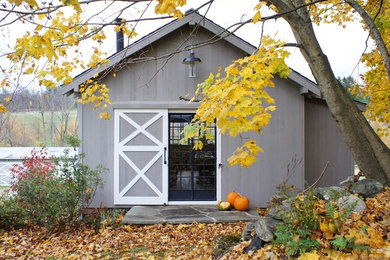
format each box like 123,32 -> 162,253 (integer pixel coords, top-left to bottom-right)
182,49 -> 202,78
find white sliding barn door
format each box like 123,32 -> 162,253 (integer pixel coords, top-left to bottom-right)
114,109 -> 168,205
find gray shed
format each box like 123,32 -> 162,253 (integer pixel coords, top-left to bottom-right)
62,12 -> 353,208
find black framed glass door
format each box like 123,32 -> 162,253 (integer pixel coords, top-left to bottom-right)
168,113 -> 216,201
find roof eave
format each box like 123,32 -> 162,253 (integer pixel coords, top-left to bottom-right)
61,12 -> 321,98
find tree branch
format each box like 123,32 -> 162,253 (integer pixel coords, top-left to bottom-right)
179,96 -> 201,102
303,161 -> 330,192
344,0 -> 390,78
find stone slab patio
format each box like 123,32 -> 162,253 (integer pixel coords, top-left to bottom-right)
123,205 -> 260,224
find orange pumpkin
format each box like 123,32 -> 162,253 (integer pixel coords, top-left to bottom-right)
234,195 -> 249,211
227,191 -> 239,207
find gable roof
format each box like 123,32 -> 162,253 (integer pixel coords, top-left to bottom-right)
61,11 -> 320,97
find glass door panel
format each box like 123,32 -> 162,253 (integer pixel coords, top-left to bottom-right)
168,113 -> 216,201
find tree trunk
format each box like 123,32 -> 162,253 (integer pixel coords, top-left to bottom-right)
268,0 -> 390,185
40,111 -> 46,144
50,110 -> 55,146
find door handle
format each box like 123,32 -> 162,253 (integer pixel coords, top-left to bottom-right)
164,147 -> 167,164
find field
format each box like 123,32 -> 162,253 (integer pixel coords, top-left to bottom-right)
1,110 -> 78,147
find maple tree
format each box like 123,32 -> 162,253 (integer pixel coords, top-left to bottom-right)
0,0 -> 389,184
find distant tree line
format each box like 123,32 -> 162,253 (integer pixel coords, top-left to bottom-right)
0,88 -> 78,147
0,88 -> 76,113
338,76 -> 369,104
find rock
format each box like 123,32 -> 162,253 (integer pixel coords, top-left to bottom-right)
339,176 -> 355,186
242,222 -> 256,241
283,187 -> 301,198
267,200 -> 292,220
212,233 -> 241,259
273,187 -> 300,201
281,198 -> 293,208
255,217 -> 281,242
314,186 -> 350,201
243,234 -> 264,254
350,178 -> 384,198
337,195 -> 367,213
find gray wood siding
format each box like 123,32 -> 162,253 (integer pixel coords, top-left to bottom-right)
220,77 -> 304,208
305,98 -> 354,187
81,26 -> 307,207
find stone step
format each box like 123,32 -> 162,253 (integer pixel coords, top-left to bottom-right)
123,205 -> 259,224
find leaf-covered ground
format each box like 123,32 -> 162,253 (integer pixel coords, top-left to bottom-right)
0,221 -> 246,259
1,187 -> 390,259
224,187 -> 390,259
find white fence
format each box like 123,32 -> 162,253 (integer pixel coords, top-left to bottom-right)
0,147 -> 77,187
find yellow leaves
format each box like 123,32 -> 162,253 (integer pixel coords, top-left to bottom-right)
87,49 -> 108,68
8,0 -> 38,8
320,220 -> 335,239
1,78 -> 9,88
308,0 -> 354,26
253,2 -> 265,11
227,140 -> 263,168
155,0 -> 186,18
182,124 -> 198,139
35,24 -> 43,31
265,105 -> 276,112
185,36 -> 289,168
39,79 -> 56,89
60,0 -> 81,13
193,140 -> 203,150
221,188 -> 390,259
8,3 -> 110,103
340,1 -> 390,135
0,221 -> 245,259
79,81 -> 112,120
252,12 -> 262,24
99,111 -> 111,120
15,34 -> 58,62
298,251 -> 320,260
63,77 -> 73,85
344,225 -> 386,249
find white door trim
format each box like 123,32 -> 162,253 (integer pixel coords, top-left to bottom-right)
216,126 -> 222,202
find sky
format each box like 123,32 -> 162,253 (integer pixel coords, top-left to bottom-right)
0,0 -> 373,89
194,0 -> 371,81
93,0 -> 372,82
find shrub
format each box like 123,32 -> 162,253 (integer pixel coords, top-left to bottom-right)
0,137 -> 106,229
330,236 -> 370,253
271,185 -> 372,257
273,190 -> 320,257
0,191 -> 27,229
83,208 -> 126,229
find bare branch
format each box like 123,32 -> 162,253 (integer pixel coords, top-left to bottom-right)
344,0 -> 390,78
303,161 -> 330,192
179,96 -> 201,102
